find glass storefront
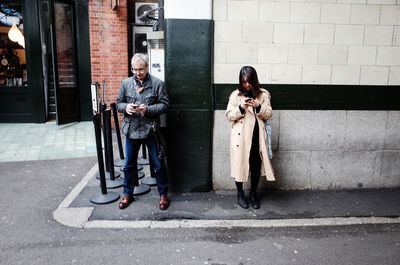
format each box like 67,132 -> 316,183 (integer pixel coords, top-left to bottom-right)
0,0 -> 92,123
0,1 -> 26,87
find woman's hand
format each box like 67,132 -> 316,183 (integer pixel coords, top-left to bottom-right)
241,102 -> 249,109
246,98 -> 259,108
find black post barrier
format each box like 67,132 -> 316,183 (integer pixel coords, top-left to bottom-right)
96,105 -> 121,180
138,143 -> 149,165
142,143 -> 147,159
132,156 -> 151,195
141,155 -> 156,186
89,114 -> 120,204
134,143 -> 146,178
132,141 -> 150,195
110,102 -> 125,167
103,109 -> 123,189
138,170 -> 145,179
119,166 -> 145,179
101,103 -> 109,173
121,164 -> 144,172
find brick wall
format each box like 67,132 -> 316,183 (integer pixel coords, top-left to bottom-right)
89,0 -> 128,127
213,0 -> 400,85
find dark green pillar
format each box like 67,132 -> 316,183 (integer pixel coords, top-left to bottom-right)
165,19 -> 214,192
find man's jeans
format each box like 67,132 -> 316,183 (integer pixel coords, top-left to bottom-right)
123,136 -> 168,196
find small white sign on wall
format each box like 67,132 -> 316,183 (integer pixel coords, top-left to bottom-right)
91,84 -> 98,112
149,48 -> 165,82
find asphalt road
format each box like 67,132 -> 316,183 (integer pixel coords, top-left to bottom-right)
1,158 -> 399,265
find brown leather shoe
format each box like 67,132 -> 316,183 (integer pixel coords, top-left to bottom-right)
119,195 -> 134,209
159,196 -> 169,210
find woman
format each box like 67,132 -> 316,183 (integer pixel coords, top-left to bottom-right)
226,66 -> 275,209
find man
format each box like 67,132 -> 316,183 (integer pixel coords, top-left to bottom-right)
116,53 -> 169,210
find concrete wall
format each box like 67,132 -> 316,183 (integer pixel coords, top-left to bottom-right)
213,110 -> 400,190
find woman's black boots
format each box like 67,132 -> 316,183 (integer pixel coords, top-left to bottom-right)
237,190 -> 260,209
249,191 -> 260,209
237,190 -> 249,209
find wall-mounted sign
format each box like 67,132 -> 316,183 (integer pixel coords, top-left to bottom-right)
91,84 -> 98,112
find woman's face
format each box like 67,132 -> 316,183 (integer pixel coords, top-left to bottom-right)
242,77 -> 252,91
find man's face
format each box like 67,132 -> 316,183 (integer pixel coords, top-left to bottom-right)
131,59 -> 148,82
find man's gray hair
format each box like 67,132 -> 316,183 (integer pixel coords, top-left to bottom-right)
131,53 -> 148,64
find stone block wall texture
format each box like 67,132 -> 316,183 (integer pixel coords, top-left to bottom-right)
213,110 -> 400,190
213,0 -> 400,85
213,0 -> 400,189
89,0 -> 128,127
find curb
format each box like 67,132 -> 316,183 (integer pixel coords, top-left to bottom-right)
53,164 -> 400,229
82,217 -> 400,229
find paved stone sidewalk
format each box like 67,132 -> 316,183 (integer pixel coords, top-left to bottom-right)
53,159 -> 400,228
0,122 -> 97,162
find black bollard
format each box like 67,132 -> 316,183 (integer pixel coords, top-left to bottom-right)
138,143 -> 149,165
119,168 -> 145,179
121,164 -> 143,172
104,109 -> 123,189
141,156 -> 156,186
89,114 -> 119,204
110,102 -> 125,167
96,105 -> 121,180
101,103 -> 109,172
132,144 -> 150,195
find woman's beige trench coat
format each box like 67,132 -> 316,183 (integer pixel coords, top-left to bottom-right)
226,88 -> 275,182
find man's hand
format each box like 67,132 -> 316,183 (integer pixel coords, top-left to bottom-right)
126,103 -> 138,115
137,104 -> 146,114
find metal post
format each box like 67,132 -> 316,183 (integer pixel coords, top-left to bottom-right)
101,103 -> 109,172
138,143 -> 149,165
121,164 -> 143,172
110,102 -> 125,167
104,109 -> 123,189
96,105 -> 121,180
141,156 -> 157,186
89,114 -> 120,204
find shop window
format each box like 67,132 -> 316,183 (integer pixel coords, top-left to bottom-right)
0,1 -> 27,87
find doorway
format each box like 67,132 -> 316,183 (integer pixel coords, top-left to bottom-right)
38,0 -> 80,125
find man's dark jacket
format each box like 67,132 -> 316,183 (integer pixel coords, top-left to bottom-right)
116,74 -> 169,139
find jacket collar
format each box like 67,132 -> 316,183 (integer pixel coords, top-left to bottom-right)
133,73 -> 150,84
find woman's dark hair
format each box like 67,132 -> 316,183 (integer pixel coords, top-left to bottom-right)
238,66 -> 261,97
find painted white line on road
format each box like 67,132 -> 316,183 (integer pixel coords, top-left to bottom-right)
84,220 -> 152,229
54,207 -> 94,228
81,217 -> 400,229
58,163 -> 98,208
53,163 -> 97,228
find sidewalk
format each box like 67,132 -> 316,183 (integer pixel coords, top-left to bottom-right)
1,122 -> 399,229
70,168 -> 400,220
0,122 -> 96,162
58,154 -> 400,228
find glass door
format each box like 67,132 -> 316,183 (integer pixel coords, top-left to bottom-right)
39,0 -> 79,124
